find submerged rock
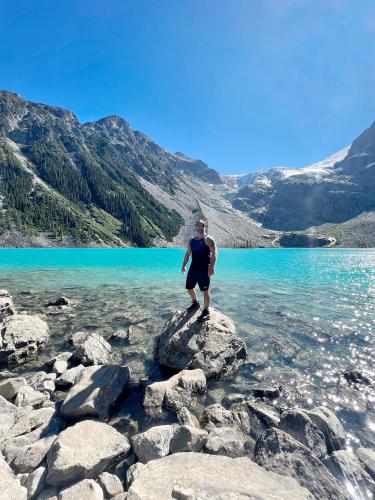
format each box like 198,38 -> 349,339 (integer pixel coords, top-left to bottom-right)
72,332 -> 116,365
356,448 -> 375,481
46,420 -> 130,487
156,308 -> 247,378
0,314 -> 50,369
330,449 -> 375,495
304,406 -> 346,453
126,452 -> 312,499
143,368 -> 206,414
254,428 -> 348,499
60,364 -> 132,420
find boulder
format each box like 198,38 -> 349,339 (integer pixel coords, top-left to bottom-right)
35,486 -> 58,500
46,352 -> 73,375
356,447 -> 375,480
200,403 -> 250,434
244,400 -> 280,428
15,385 -> 50,408
68,331 -> 90,348
24,465 -> 47,499
61,364 -> 131,420
55,365 -> 85,390
204,426 -> 246,458
279,409 -> 327,458
46,297 -> 70,307
98,471 -> 124,497
131,425 -> 174,463
176,406 -> 199,428
126,452 -> 312,499
12,434 -> 59,473
0,377 -> 27,400
254,428 -> 349,499
27,371 -> 56,394
58,479 -> 104,500
156,308 -> 247,379
72,332 -> 115,365
46,420 -> 130,487
252,384 -> 282,399
0,453 -> 27,500
304,406 -> 346,453
169,425 -> 207,453
0,314 -> 50,368
343,369 -> 372,386
0,289 -> 15,324
143,369 -> 206,414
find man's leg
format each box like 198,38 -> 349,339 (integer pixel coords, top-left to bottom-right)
188,288 -> 197,302
203,289 -> 210,309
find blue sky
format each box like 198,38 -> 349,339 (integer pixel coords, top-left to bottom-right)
1,0 -> 375,174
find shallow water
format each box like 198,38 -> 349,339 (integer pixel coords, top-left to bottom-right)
0,248 -> 374,449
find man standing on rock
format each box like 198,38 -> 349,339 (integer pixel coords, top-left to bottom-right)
181,219 -> 217,321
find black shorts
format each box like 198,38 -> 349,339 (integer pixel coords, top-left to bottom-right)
185,268 -> 210,291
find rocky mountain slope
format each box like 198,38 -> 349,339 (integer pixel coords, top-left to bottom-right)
225,121 -> 375,234
0,90 -> 374,247
0,90 -> 273,248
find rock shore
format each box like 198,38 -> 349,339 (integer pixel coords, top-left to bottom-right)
0,290 -> 371,499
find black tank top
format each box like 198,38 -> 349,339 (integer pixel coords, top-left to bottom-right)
189,237 -> 211,271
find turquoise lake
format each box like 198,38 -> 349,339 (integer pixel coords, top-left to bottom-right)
0,248 -> 374,449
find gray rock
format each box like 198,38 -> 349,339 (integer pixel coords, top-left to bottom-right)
143,369 -> 206,415
245,400 -> 280,428
46,352 -> 73,375
15,385 -> 50,408
68,331 -> 90,348
343,369 -> 372,386
356,447 -> 375,481
200,403 -> 250,434
156,308 -> 247,379
61,364 -> 131,420
58,479 -> 104,500
305,406 -> 346,453
169,425 -> 207,453
98,471 -> 124,497
204,426 -> 246,458
0,377 -> 27,400
46,297 -> 70,307
27,371 -> 56,394
3,414 -> 64,464
55,365 -> 85,390
331,449 -> 375,496
279,409 -> 327,458
46,420 -> 130,487
176,407 -> 199,428
0,289 -> 15,324
252,384 -> 282,399
110,329 -> 130,341
111,494 -> 127,500
12,434 -> 59,473
72,332 -> 115,365
126,452 -> 312,499
126,462 -> 145,488
254,428 -> 349,499
0,453 -> 27,500
0,314 -> 50,368
131,425 -> 174,463
24,465 -> 47,499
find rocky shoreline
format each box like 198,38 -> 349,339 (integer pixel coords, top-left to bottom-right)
0,290 -> 374,499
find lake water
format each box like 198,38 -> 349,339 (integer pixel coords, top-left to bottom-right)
0,248 -> 374,450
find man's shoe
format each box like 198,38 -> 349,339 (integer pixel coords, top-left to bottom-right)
186,300 -> 200,312
197,308 -> 210,322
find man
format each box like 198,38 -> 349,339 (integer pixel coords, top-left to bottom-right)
181,219 -> 217,321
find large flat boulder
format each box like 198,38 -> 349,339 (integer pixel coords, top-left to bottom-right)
126,452 -> 312,499
143,369 -> 206,414
254,428 -> 349,499
156,308 -> 247,379
0,314 -> 50,369
46,420 -> 130,487
61,364 -> 131,420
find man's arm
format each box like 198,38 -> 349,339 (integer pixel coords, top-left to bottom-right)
181,244 -> 191,273
206,236 -> 217,276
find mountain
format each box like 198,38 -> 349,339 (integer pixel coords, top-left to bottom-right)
224,122 -> 375,236
0,91 -> 271,248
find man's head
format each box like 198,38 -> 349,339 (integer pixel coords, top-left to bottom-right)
195,219 -> 206,235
